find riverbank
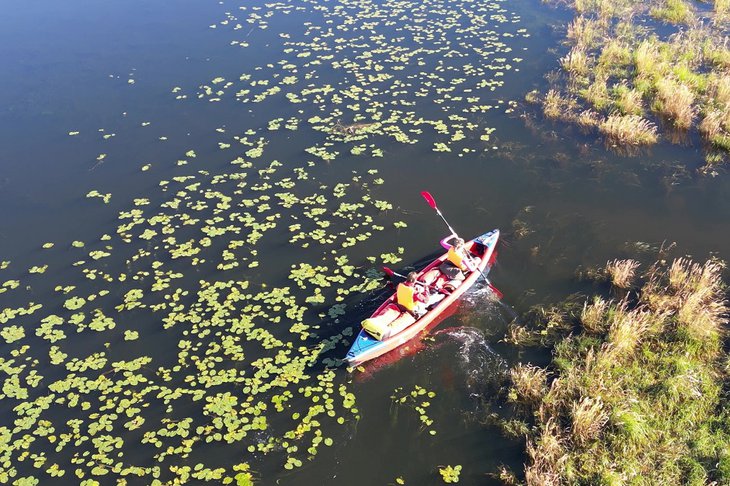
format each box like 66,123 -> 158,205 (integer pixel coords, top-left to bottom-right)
506,257 -> 729,484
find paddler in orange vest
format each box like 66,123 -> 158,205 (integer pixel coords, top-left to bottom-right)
396,271 -> 429,316
447,238 -> 479,272
440,238 -> 479,290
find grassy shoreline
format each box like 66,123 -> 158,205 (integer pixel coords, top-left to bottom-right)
505,257 -> 729,484
534,0 -> 730,165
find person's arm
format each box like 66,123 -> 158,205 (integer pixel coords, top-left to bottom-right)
461,250 -> 478,272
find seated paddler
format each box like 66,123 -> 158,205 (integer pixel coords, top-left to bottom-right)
440,238 -> 480,290
397,271 -> 429,316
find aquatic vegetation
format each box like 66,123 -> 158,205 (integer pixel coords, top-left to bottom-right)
0,116 -> 407,482
604,258 -> 640,289
540,0 -> 730,163
598,114 -> 658,146
651,0 -> 693,24
508,257 -> 730,484
194,0 -> 529,159
0,0 -> 534,482
391,385 -> 438,436
507,364 -> 547,406
438,464 -> 462,483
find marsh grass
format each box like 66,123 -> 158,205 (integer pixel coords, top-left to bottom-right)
571,396 -> 609,445
599,114 -> 658,145
539,0 -> 730,160
605,258 -> 640,288
651,0 -> 693,24
655,78 -> 696,129
560,47 -> 591,77
512,257 -> 730,485
598,40 -> 632,76
510,364 -> 548,405
566,16 -> 602,49
613,83 -> 644,115
700,109 -> 724,140
576,109 -> 600,130
580,296 -> 609,333
543,89 -> 577,119
581,77 -> 611,111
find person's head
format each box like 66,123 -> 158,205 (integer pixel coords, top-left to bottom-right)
406,271 -> 418,283
454,238 -> 465,250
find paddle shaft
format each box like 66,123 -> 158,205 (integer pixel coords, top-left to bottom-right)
421,191 -> 492,286
435,208 -> 459,241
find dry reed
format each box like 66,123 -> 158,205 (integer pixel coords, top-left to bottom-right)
655,78 -> 696,129
567,16 -> 601,49
581,296 -> 610,333
511,364 -> 548,404
599,114 -> 658,145
614,84 -> 644,115
543,89 -> 576,119
700,109 -> 724,139
560,47 -> 590,76
607,304 -> 652,357
577,109 -> 600,129
525,418 -> 566,486
605,259 -> 640,289
570,396 -> 609,445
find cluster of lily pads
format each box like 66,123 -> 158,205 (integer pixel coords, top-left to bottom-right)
0,139 -> 402,483
391,385 -> 438,436
0,0 -> 528,483
194,0 -> 529,157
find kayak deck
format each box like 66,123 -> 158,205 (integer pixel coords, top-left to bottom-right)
345,229 -> 499,366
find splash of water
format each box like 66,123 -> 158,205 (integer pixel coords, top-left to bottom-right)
435,326 -> 508,394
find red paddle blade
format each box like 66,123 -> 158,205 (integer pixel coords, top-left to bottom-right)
382,266 -> 395,278
420,191 -> 437,209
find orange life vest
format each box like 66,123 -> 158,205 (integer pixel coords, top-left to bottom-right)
396,283 -> 416,311
447,247 -> 466,271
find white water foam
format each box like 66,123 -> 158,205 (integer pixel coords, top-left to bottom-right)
434,326 -> 508,395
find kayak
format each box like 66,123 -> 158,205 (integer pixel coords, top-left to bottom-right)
345,229 -> 500,366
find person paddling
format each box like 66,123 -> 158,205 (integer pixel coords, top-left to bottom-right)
447,238 -> 479,272
440,238 -> 480,291
396,272 -> 429,316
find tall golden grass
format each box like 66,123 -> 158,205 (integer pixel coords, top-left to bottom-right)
577,109 -> 600,129
715,75 -> 730,105
605,259 -> 640,289
525,418 -> 565,486
655,78 -> 696,129
515,257 -> 729,485
560,47 -> 590,76
510,364 -> 548,404
571,396 -> 609,445
567,16 -> 602,49
607,303 -> 652,357
543,90 -> 577,120
651,0 -> 693,24
700,109 -> 724,140
634,40 -> 660,78
581,296 -> 610,333
614,84 -> 644,115
670,258 -> 727,343
599,114 -> 658,145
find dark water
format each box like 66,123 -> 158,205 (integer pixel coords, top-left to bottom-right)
1,0 -> 729,484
